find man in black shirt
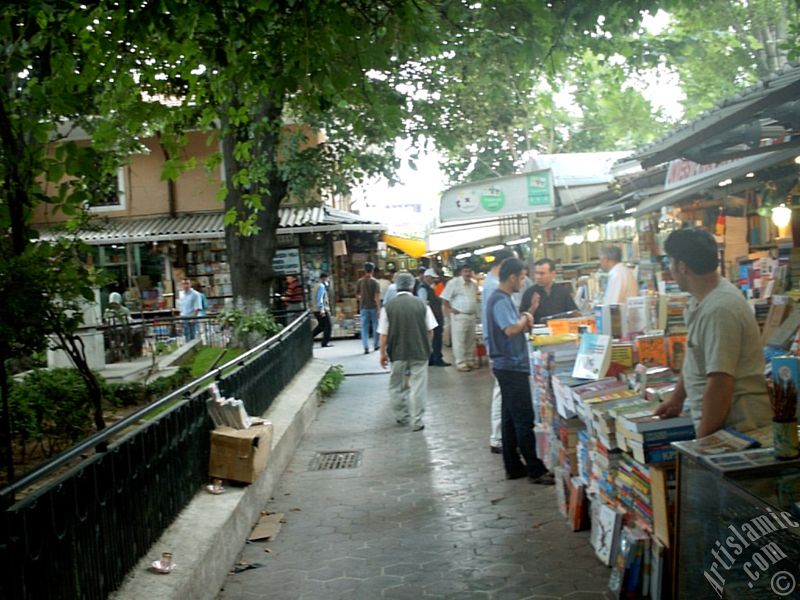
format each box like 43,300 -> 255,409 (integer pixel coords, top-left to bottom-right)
520,258 -> 579,324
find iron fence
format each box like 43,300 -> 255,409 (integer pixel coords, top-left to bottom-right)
0,312 -> 312,600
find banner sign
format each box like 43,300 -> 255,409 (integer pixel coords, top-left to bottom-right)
439,170 -> 554,223
273,248 -> 301,274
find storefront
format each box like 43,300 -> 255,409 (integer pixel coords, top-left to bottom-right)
35,207 -> 386,336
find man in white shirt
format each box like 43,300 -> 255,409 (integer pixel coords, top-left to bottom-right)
599,244 -> 638,305
441,264 -> 480,371
378,272 -> 438,432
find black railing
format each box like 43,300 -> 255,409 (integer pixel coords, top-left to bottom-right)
0,312 -> 312,600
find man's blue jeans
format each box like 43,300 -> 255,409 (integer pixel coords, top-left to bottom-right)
183,318 -> 197,342
360,308 -> 379,350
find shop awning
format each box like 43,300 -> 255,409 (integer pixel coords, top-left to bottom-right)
633,146 -> 800,217
382,234 -> 427,258
427,215 -> 530,253
34,207 -> 386,245
542,200 -> 626,231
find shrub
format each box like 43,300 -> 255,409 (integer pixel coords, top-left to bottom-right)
9,368 -> 97,458
217,308 -> 283,348
318,364 -> 345,397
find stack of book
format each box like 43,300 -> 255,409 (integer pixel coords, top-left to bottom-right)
616,412 -> 696,465
615,453 -> 653,528
556,416 -> 586,477
657,292 -> 690,334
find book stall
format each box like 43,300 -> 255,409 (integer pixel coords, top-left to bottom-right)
529,297 -> 800,599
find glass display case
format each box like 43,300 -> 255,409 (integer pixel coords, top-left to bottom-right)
675,449 -> 800,599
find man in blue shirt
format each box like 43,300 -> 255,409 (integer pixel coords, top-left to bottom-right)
311,272 -> 333,347
481,248 -> 515,454
487,258 -> 554,485
179,278 -> 203,342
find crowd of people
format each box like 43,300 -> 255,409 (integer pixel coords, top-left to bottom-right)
342,245 -> 641,485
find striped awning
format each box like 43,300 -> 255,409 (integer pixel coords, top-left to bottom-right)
35,207 -> 385,245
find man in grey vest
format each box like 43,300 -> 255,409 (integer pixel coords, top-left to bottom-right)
378,271 -> 438,432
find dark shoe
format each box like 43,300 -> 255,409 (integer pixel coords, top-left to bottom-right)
528,472 -> 556,485
429,361 -> 452,367
505,471 -> 527,480
412,424 -> 425,432
364,349 -> 370,354
321,343 -> 333,347
396,419 -> 409,426
490,446 -> 502,454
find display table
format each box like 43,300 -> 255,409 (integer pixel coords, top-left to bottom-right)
674,448 -> 800,599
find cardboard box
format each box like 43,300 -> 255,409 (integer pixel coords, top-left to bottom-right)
209,424 -> 273,483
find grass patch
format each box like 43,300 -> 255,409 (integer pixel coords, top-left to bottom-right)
190,346 -> 245,379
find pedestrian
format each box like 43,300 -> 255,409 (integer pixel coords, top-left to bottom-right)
440,264 -> 480,371
356,261 -> 381,354
417,268 -> 450,367
378,271 -> 438,432
179,278 -> 203,342
520,257 -> 579,323
654,228 -> 771,436
486,258 -> 554,484
598,244 -> 638,305
481,248 -> 516,454
311,272 -> 333,347
281,274 -> 305,313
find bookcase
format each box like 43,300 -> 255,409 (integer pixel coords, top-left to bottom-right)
184,242 -> 232,312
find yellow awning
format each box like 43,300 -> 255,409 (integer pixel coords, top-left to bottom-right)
383,234 -> 427,258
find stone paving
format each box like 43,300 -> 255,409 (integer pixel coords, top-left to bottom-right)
218,339 -> 612,600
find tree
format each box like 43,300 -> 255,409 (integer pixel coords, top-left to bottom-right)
0,2 -> 144,478
632,0 -> 800,119
115,1 -> 676,301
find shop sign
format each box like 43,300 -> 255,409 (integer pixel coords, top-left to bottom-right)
664,158 -> 736,190
273,248 -> 301,274
439,169 -> 554,223
277,234 -> 299,247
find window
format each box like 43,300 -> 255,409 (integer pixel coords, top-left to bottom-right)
87,167 -> 126,212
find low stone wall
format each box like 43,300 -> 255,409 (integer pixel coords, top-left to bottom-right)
111,358 -> 331,600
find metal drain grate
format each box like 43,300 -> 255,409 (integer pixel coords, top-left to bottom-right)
309,450 -> 362,471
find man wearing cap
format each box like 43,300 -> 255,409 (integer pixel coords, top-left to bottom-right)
379,271 -> 438,431
441,264 -> 480,371
418,268 -> 450,367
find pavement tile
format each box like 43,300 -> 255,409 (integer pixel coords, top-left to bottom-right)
217,339 -> 609,600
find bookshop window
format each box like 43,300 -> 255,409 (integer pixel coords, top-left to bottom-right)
87,167 -> 126,212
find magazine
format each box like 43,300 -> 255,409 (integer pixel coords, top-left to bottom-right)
671,428 -> 760,458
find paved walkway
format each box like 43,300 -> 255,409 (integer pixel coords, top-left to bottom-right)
217,339 -> 611,600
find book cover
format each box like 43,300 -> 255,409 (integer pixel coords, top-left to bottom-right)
635,335 -> 668,367
626,296 -> 648,336
702,447 -> 784,472
621,412 -> 694,434
771,355 -> 800,420
590,500 -> 624,566
572,333 -> 612,380
611,342 -> 634,368
666,334 -> 687,371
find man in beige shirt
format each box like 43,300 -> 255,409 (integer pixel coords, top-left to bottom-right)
441,264 -> 480,371
654,228 -> 771,436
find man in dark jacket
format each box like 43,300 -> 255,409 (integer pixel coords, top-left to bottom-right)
379,272 -> 438,432
417,268 -> 450,366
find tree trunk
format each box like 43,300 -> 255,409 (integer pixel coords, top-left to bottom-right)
58,332 -> 108,450
221,96 -> 288,308
0,352 -> 14,483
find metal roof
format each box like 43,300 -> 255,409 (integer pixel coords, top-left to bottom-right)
524,151 -> 632,187
630,62 -> 800,168
35,207 -> 385,245
634,146 -> 800,216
